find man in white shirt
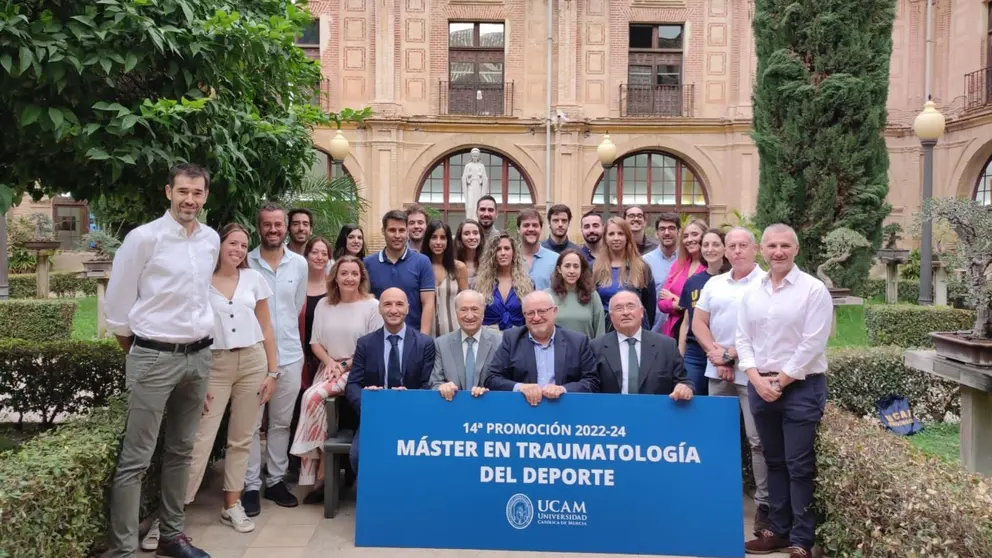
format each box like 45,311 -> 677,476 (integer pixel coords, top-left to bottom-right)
243,202 -> 308,516
431,289 -> 502,399
104,163 -> 219,558
736,224 -> 832,558
691,227 -> 770,535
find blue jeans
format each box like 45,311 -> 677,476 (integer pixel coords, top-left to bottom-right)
683,341 -> 709,396
748,373 -> 828,550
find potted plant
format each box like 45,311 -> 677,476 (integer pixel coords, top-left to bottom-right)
876,223 -> 910,265
21,213 -> 62,252
816,227 -> 871,298
926,197 -> 992,366
78,230 -> 121,277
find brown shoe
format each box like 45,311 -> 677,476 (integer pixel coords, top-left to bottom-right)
744,529 -> 790,554
788,546 -> 811,558
753,504 -> 771,536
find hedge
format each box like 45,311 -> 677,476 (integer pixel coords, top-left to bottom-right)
7,272 -> 97,299
0,340 -> 125,425
865,304 -> 974,348
0,299 -> 77,342
816,405 -> 992,556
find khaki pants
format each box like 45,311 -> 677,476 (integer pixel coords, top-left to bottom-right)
185,344 -> 267,504
709,378 -> 769,507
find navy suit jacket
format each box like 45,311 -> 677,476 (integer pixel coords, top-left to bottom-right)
345,326 -> 436,416
483,326 -> 600,393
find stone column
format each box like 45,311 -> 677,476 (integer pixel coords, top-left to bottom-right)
97,278 -> 108,338
36,251 -> 53,299
934,262 -> 948,306
960,387 -> 992,476
885,263 -> 900,304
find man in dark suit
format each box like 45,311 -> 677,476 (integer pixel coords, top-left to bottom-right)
345,288 -> 435,474
593,290 -> 693,399
484,291 -> 599,405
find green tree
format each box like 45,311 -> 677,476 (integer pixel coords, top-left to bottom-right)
281,173 -> 368,242
751,0 -> 896,289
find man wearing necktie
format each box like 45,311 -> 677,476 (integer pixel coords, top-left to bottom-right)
431,290 -> 503,400
592,290 -> 693,399
345,288 -> 435,476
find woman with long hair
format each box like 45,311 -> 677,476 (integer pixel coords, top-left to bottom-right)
331,224 -> 366,264
290,256 -> 383,503
299,237 -> 331,389
474,232 -> 534,330
184,223 -> 279,533
592,217 -> 657,332
677,228 -> 731,395
548,248 -> 605,339
455,218 -> 484,286
424,220 -> 468,336
658,219 -> 708,338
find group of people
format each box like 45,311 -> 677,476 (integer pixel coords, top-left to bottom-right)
103,163 -> 831,558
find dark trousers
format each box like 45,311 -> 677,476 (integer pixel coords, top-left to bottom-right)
747,373 -> 827,550
682,341 -> 709,396
349,427 -> 360,476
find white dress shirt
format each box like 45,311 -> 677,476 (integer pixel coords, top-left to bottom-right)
695,265 -> 766,385
209,269 -> 273,350
735,265 -> 833,380
105,211 -> 220,343
247,247 -> 308,366
615,328 -> 642,394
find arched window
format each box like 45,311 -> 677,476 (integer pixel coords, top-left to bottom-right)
310,148 -> 352,181
592,150 -> 708,220
976,155 -> 992,205
416,148 -> 535,226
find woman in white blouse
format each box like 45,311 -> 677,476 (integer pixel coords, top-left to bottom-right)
184,223 -> 279,534
291,255 -> 383,503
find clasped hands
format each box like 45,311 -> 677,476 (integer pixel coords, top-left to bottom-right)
706,344 -> 737,382
751,372 -> 795,402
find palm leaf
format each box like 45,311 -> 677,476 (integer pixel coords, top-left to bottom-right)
280,174 -> 368,240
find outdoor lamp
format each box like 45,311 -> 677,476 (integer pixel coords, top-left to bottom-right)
328,129 -> 351,162
913,99 -> 945,305
598,134 -> 618,217
913,100 -> 946,142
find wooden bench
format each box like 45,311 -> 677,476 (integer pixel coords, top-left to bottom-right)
322,396 -> 355,518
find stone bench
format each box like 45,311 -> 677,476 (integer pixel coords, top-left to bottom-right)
321,396 -> 355,519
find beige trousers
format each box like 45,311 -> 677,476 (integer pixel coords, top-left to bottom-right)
185,343 -> 267,504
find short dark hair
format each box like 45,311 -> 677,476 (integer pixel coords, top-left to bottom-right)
257,201 -> 287,228
581,210 -> 603,223
406,204 -> 427,219
655,211 -> 681,230
168,163 -> 211,191
288,208 -> 314,226
382,209 -> 408,228
623,205 -> 646,218
477,195 -> 497,209
516,208 -> 543,229
547,204 -> 572,222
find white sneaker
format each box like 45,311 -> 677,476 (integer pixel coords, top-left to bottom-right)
139,519 -> 160,551
220,500 -> 256,533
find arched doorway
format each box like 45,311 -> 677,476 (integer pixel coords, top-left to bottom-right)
591,150 -> 709,222
416,148 -> 536,227
975,154 -> 992,205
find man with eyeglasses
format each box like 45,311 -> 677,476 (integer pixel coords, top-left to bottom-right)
623,205 -> 659,255
642,212 -> 681,331
592,290 -> 693,398
484,291 -> 600,405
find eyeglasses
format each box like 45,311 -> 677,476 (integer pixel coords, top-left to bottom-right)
523,307 -> 556,319
611,303 -> 640,313
658,225 -> 678,232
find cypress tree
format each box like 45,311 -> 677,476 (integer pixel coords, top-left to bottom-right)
752,0 -> 897,289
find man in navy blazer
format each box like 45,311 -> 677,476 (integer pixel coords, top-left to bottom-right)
484,291 -> 599,404
345,288 -> 435,475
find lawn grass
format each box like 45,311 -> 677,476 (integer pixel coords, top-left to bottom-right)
908,421 -> 961,463
829,304 -> 869,348
71,296 -> 97,340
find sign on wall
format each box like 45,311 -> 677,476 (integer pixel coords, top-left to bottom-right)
355,391 -> 744,558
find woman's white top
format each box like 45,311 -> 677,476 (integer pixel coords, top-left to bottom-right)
209,268 -> 273,350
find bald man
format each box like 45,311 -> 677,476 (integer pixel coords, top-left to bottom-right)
484,291 -> 600,405
431,290 -> 503,400
345,288 -> 436,475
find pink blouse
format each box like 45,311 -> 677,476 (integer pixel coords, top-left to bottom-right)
657,260 -> 706,337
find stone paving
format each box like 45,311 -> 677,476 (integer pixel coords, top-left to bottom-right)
182,461 -> 789,558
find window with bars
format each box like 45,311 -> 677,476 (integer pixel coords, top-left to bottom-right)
417,148 -> 534,227
976,155 -> 992,205
446,22 -> 506,115
592,151 -> 708,216
626,24 -> 686,116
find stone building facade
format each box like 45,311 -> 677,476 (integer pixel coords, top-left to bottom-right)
304,0 -> 992,245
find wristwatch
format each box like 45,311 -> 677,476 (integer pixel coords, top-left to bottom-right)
722,350 -> 734,365
267,370 -> 281,380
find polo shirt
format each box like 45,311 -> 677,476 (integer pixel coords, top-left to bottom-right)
364,248 -> 435,329
528,245 -> 559,291
695,265 -> 766,385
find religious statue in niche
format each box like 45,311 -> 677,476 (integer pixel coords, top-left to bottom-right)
462,148 -> 489,221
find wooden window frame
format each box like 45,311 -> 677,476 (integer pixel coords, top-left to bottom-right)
592,151 -> 708,215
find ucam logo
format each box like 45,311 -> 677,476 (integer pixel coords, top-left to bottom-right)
538,500 -> 586,514
505,494 -> 534,530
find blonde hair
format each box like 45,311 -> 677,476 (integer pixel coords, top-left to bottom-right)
473,232 -> 534,304
325,255 -> 373,305
592,217 -> 648,289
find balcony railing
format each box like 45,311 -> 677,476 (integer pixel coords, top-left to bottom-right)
440,81 -> 514,117
965,67 -> 992,111
620,83 -> 694,117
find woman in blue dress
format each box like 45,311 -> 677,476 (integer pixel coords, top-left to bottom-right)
474,231 -> 534,330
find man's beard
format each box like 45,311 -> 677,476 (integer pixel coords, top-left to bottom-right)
262,236 -> 285,249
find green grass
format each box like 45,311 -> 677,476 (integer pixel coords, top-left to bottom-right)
829,304 -> 869,348
71,296 -> 97,340
908,422 -> 961,462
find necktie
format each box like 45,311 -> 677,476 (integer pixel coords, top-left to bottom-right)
465,337 -> 476,388
387,334 -> 402,389
626,337 -> 639,395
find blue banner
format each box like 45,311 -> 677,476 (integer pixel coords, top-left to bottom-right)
354,390 -> 744,557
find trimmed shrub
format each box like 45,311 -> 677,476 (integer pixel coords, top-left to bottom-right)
816,405 -> 992,557
865,304 -> 974,348
826,346 -> 959,421
0,340 -> 125,425
7,272 -> 97,299
0,299 -> 77,341
857,278 -> 969,307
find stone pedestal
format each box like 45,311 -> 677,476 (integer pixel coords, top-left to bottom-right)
885,263 -> 899,304
96,278 -> 108,338
904,350 -> 992,476
934,261 -> 949,306
831,295 -> 864,338
35,252 -> 52,299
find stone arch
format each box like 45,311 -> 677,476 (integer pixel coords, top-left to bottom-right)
951,137 -> 992,200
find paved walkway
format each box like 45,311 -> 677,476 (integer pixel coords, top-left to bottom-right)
183,461 -> 789,558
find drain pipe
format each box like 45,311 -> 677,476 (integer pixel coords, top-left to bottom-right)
924,0 -> 933,100
545,0 -> 553,214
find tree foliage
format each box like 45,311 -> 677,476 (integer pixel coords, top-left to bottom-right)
751,0 -> 896,290
0,0 -> 356,231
